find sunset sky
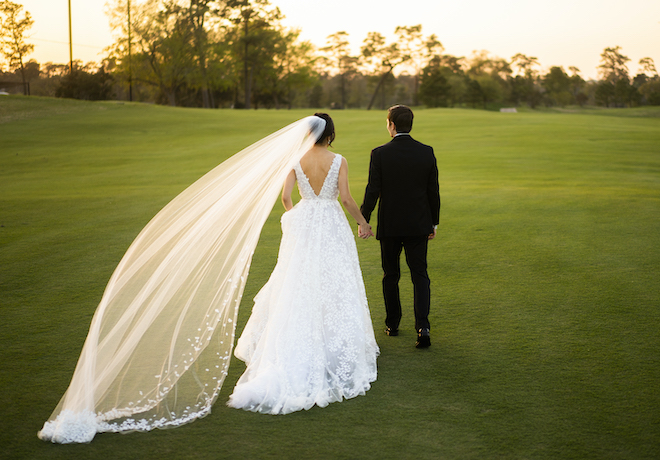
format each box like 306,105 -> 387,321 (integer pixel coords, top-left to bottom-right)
16,0 -> 660,79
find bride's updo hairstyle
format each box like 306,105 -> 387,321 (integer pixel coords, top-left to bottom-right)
313,112 -> 335,146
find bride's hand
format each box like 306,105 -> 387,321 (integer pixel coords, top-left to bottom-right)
358,223 -> 373,239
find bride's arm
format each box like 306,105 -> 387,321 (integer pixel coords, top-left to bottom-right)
338,158 -> 372,237
281,169 -> 296,211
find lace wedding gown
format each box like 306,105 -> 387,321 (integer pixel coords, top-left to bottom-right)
227,154 -> 379,414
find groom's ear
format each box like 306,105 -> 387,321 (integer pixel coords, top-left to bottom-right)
387,120 -> 396,135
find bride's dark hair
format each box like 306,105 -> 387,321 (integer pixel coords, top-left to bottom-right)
313,113 -> 335,146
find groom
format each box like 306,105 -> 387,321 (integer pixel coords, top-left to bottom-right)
360,105 -> 440,349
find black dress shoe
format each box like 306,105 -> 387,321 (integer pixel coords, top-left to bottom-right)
385,327 -> 399,336
415,328 -> 431,348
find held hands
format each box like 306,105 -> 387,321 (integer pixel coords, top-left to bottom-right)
358,223 -> 374,239
357,224 -> 435,240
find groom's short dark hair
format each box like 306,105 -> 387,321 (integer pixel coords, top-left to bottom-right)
387,105 -> 414,133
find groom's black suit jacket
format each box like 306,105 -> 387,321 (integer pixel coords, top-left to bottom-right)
361,134 -> 440,239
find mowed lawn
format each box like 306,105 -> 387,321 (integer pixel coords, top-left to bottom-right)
1,97 -> 659,459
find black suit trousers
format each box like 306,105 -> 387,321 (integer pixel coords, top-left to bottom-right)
380,235 -> 431,331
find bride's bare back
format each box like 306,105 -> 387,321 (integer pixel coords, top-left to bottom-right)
299,147 -> 337,195
279,117 -> 372,239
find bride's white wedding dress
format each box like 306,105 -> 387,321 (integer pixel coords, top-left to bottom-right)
38,117 -> 376,444
227,154 -> 379,414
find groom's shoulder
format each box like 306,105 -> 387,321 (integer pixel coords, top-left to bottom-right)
413,138 -> 434,151
370,142 -> 391,159
372,140 -> 391,151
402,136 -> 435,154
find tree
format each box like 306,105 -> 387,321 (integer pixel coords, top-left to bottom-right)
511,53 -> 541,108
0,1 -> 34,95
474,74 -> 502,109
107,0 -> 239,106
437,54 -> 464,74
107,0 -> 196,106
56,65 -> 114,100
187,0 -> 222,108
635,57 -> 660,105
203,21 -> 236,107
469,50 -> 511,79
613,77 -> 638,107
568,66 -> 587,106
244,27 -> 289,108
275,31 -> 318,109
595,80 -> 615,107
445,72 -> 467,107
22,57 -> 38,79
639,57 -> 658,78
639,80 -> 660,105
418,54 -> 465,108
106,0 -> 138,100
146,1 -> 197,106
543,66 -> 569,93
393,24 -> 443,104
361,31 -> 409,110
465,78 -> 483,108
105,0 -> 301,108
465,51 -> 510,108
320,31 -> 358,109
595,47 -> 639,107
543,66 -> 572,106
511,53 -> 538,77
598,46 -> 630,82
507,75 -> 526,106
418,58 -> 450,107
224,0 -> 282,109
27,60 -> 68,97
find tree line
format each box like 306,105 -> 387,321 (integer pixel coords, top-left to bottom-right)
1,0 -> 659,109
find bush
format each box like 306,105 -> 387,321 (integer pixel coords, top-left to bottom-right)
56,68 -> 114,100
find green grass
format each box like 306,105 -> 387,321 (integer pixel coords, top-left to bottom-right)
1,96 -> 659,459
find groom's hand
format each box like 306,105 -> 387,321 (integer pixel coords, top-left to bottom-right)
428,227 -> 437,240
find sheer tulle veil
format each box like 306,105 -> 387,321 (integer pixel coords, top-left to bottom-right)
38,116 -> 327,444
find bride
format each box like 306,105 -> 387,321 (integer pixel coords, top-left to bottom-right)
38,113 -> 378,443
228,113 -> 378,414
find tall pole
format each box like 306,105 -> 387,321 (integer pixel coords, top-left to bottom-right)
243,8 -> 251,109
127,0 -> 132,101
68,0 -> 73,73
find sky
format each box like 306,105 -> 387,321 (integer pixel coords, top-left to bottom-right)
15,0 -> 660,80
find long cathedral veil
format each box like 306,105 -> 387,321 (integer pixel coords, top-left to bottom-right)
38,116 -> 327,444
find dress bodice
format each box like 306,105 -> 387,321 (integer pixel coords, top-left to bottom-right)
294,154 -> 342,201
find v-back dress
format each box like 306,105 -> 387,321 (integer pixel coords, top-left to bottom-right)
227,154 -> 379,414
